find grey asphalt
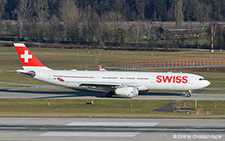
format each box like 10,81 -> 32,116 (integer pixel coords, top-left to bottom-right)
153,100 -> 181,112
1,81 -> 225,100
1,90 -> 225,100
0,117 -> 224,141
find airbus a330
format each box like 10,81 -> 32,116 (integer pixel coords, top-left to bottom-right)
14,43 -> 210,97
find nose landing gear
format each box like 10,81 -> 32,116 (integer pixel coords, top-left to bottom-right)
186,90 -> 192,97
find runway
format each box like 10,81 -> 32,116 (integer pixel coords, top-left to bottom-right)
0,117 -> 224,141
1,90 -> 225,100
1,81 -> 225,100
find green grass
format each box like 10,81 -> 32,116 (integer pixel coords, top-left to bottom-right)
0,99 -> 169,118
0,99 -> 224,118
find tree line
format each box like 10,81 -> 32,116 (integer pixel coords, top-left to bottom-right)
1,0 -> 225,21
0,0 -> 224,49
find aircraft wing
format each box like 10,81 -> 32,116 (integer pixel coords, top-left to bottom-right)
69,81 -> 140,88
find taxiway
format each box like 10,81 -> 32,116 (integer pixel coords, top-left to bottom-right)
0,90 -> 225,100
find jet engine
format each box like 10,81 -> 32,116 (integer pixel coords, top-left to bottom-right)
114,87 -> 139,97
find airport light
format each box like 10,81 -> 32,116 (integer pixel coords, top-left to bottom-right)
211,26 -> 214,52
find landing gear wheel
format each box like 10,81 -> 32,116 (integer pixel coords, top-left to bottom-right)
186,90 -> 192,97
104,91 -> 113,97
105,93 -> 112,97
187,93 -> 191,97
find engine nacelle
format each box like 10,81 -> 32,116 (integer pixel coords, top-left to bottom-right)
114,87 -> 139,97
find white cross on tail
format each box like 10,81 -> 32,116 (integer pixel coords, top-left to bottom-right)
21,50 -> 32,63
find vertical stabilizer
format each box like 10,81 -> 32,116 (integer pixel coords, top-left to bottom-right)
98,65 -> 107,71
14,43 -> 51,70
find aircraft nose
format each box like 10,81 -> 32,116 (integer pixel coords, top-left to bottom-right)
205,80 -> 211,87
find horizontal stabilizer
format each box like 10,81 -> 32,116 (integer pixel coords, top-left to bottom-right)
16,70 -> 36,77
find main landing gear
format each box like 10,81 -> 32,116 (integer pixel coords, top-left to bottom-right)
186,90 -> 192,97
101,91 -> 113,97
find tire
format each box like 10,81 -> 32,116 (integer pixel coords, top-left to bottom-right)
187,94 -> 191,97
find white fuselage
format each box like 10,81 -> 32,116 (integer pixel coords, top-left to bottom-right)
33,70 -> 210,91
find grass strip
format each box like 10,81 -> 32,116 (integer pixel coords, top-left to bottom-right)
0,99 -> 224,118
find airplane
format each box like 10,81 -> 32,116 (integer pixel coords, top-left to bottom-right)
14,43 -> 210,98
98,65 -> 107,71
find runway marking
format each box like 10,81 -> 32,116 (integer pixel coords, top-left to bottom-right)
66,122 -> 158,127
40,132 -> 140,137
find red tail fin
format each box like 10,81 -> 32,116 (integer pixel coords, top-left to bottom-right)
98,65 -> 106,71
14,43 -> 50,70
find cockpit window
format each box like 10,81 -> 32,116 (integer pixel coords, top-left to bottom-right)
199,78 -> 206,81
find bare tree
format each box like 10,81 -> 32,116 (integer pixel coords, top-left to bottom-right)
0,0 -> 7,19
214,24 -> 225,49
0,0 -> 7,35
60,0 -> 80,42
80,5 -> 95,42
144,20 -> 153,45
175,0 -> 184,26
34,0 -> 48,41
105,10 -> 124,44
92,12 -> 108,46
15,0 -> 33,38
131,20 -> 144,45
88,11 -> 113,46
48,14 -> 61,41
